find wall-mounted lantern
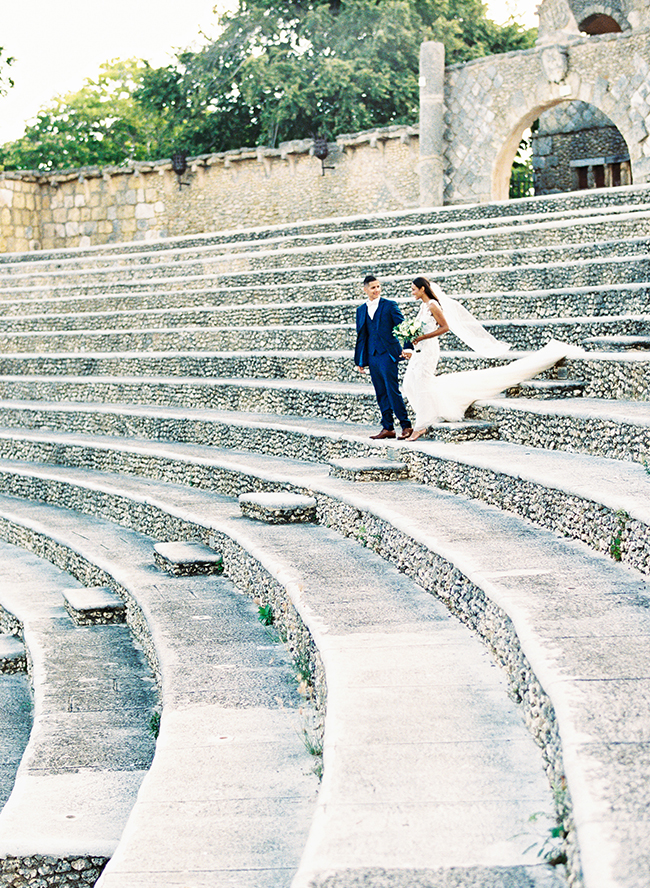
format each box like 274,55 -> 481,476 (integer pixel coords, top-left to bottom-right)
171,151 -> 190,190
312,136 -> 335,176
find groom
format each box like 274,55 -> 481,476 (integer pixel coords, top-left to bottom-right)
355,274 -> 412,440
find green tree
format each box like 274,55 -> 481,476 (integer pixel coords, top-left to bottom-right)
1,1 -> 536,170
0,58 -> 164,171
137,0 -> 536,152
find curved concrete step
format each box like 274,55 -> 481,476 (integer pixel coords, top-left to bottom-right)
0,540 -> 158,882
0,482 -> 566,887
0,491 -> 563,888
0,459 -> 647,885
0,422 -> 645,575
0,499 -> 319,888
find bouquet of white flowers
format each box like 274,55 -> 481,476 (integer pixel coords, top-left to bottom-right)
393,317 -> 424,344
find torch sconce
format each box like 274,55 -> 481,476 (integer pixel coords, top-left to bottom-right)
312,137 -> 335,176
171,151 -> 190,190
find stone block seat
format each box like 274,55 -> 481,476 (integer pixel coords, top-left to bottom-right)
0,184 -> 648,887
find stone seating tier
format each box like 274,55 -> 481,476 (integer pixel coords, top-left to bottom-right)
0,509 -> 316,888
0,416 -> 644,574
2,183 -> 650,271
1,239 -> 649,301
0,541 -> 157,887
0,447 -> 647,885
0,184 -> 649,888
1,214 -> 650,289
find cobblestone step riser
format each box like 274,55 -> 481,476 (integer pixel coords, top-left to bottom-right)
0,327 -> 356,353
0,317 -> 646,356
0,434 -> 645,578
2,240 -> 650,294
3,191 -> 650,278
0,379 -> 379,422
3,216 -> 650,285
0,283 -> 646,323
0,299 -> 647,336
469,402 -> 650,464
0,350 -> 644,394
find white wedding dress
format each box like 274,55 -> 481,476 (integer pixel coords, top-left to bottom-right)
402,293 -> 583,429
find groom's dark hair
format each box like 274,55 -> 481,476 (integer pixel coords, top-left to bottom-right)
363,274 -> 378,285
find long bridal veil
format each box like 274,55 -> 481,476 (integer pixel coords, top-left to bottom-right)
433,285 -> 511,359
402,282 -> 584,428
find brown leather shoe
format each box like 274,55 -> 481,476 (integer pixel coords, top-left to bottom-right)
398,427 -> 413,440
369,429 -> 396,440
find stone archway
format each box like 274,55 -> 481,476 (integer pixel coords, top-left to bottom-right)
419,0 -> 650,205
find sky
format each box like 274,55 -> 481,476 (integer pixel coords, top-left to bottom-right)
0,0 -> 538,146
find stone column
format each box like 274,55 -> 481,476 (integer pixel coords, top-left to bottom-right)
419,41 -> 445,207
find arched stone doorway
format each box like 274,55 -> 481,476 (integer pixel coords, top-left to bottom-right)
420,0 -> 650,206
504,100 -> 633,199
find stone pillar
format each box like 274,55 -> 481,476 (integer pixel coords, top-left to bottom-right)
419,41 -> 445,207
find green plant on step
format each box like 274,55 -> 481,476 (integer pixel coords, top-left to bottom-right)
299,710 -> 324,781
610,509 -> 629,562
355,523 -> 382,548
525,778 -> 570,867
258,603 -> 274,626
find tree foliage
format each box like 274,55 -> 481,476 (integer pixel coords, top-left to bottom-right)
0,46 -> 15,97
0,59 -> 165,171
139,0 -> 536,153
1,1 -> 536,170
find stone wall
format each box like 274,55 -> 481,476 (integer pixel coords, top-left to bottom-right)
0,127 -> 419,254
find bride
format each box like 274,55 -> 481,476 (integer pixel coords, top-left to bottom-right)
401,276 -> 583,441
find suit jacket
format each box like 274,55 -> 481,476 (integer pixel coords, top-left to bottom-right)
354,298 -> 405,367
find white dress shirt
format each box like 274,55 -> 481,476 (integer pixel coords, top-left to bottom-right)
366,296 -> 381,319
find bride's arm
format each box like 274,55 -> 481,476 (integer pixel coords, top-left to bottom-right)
412,301 -> 449,344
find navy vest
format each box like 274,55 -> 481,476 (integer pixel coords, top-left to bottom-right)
366,308 -> 386,356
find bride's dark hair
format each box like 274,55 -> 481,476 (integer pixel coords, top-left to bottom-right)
413,276 -> 440,304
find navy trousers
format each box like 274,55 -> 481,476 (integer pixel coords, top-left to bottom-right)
368,351 -> 410,430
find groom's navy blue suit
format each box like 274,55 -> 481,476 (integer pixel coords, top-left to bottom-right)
355,297 -> 411,432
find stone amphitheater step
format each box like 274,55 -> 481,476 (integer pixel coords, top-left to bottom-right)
0,539 -> 157,884
0,279 -> 646,324
1,200 -> 650,283
0,455 -> 648,885
1,244 -> 649,305
470,396 -> 650,461
2,218 -> 650,295
0,419 -> 644,575
0,298 -> 645,352
0,488 -> 564,888
0,495 -> 318,888
2,186 -> 650,277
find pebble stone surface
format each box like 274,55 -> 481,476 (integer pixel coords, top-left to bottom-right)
0,185 -> 648,888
